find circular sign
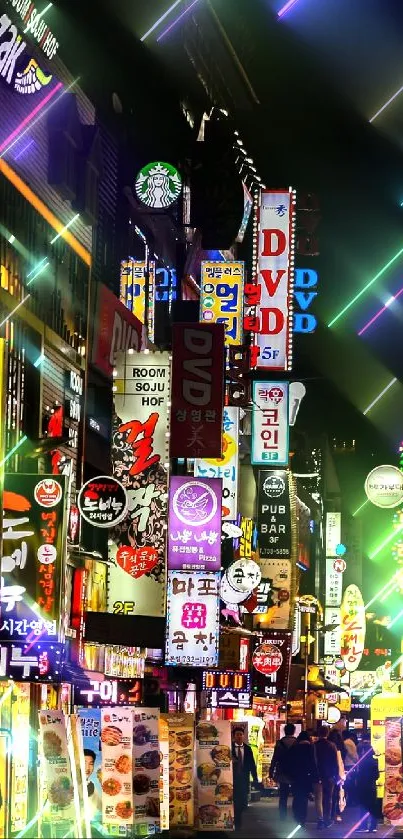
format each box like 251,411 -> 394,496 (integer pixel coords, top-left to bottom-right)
78,476 -> 128,529
135,161 -> 182,209
262,473 -> 286,498
252,643 -> 283,675
333,558 -> 347,573
226,559 -> 262,593
327,706 -> 341,724
220,574 -> 250,606
364,465 -> 403,509
172,480 -> 217,527
37,544 -> 57,565
335,658 -> 345,671
34,478 -> 63,508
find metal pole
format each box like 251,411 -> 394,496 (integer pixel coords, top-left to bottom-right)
303,612 -> 311,729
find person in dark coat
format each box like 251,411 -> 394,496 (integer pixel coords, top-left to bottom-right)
289,731 -> 319,828
314,725 -> 339,829
232,727 -> 259,830
356,733 -> 379,833
269,722 -> 297,820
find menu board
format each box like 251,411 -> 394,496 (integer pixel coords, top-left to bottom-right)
38,711 -> 79,831
101,707 -> 134,828
161,713 -> 194,828
196,720 -> 234,831
371,694 -> 403,797
11,683 -> 30,833
133,708 -> 160,836
159,716 -> 170,831
78,709 -> 102,825
383,718 -> 403,825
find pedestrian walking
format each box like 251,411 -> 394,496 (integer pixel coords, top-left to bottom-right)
314,725 -> 339,829
269,722 -> 297,820
342,729 -> 359,805
328,729 -> 346,823
289,731 -> 319,828
232,726 -> 259,830
356,732 -> 379,833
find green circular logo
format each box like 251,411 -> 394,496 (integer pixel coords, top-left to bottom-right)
135,161 -> 182,209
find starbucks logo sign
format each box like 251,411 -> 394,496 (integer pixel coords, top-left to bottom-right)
135,161 -> 182,209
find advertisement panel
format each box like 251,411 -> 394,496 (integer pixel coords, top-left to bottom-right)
167,476 -> 222,572
255,189 -> 294,371
340,585 -> 365,672
383,718 -> 403,825
0,641 -> 63,681
326,512 -> 341,557
200,261 -> 244,346
100,707 -> 134,828
92,283 -> 145,378
251,630 -> 292,698
371,694 -> 403,798
196,720 -> 234,831
251,382 -> 289,466
256,559 -> 292,630
165,571 -> 220,667
324,607 -> 341,656
325,556 -> 343,606
133,708 -> 160,836
160,713 -> 194,828
170,323 -> 225,459
78,709 -> 102,825
1,474 -> 66,642
38,711 -> 80,829
109,351 -> 170,617
159,716 -> 169,832
195,407 -> 239,521
257,470 -> 292,558
120,259 -> 146,323
10,683 -> 30,833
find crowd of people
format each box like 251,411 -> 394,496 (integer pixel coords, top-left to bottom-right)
268,722 -> 379,831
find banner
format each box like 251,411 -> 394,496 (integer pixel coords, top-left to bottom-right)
1,474 -> 66,642
340,585 -> 365,672
168,476 -> 222,572
196,720 -> 234,831
195,407 -> 239,520
257,470 -> 292,558
38,711 -> 80,829
325,555 -> 343,606
165,571 -> 220,667
255,189 -> 294,371
78,709 -> 102,825
170,323 -> 225,459
109,351 -> 170,617
323,607 -> 341,656
255,559 -> 292,629
200,261 -> 244,346
326,512 -> 341,557
133,708 -> 160,836
160,713 -> 194,828
251,382 -> 289,465
101,707 -> 134,829
251,630 -> 292,699
120,259 -> 146,323
11,683 -> 30,833
383,719 -> 403,826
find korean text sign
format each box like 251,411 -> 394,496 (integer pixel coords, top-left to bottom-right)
251,630 -> 292,698
255,189 -> 294,370
120,259 -> 146,323
195,407 -> 239,521
251,382 -> 289,465
325,556 -> 343,607
340,584 -> 365,673
168,476 -> 222,572
257,470 -> 292,558
0,474 -> 66,642
170,323 -> 225,459
200,261 -> 244,346
165,571 -> 220,667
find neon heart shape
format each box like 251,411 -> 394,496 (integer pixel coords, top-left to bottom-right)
116,545 -> 159,579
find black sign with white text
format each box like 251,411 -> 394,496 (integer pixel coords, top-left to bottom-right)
251,630 -> 292,699
0,641 -> 63,682
78,476 -> 128,528
73,678 -> 142,707
257,470 -> 292,559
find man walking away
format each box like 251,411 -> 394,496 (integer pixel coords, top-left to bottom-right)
232,726 -> 259,830
356,732 -> 379,833
314,725 -> 339,829
269,722 -> 297,820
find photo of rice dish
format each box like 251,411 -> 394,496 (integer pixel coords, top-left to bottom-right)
197,763 -> 221,784
215,783 -> 233,804
211,745 -> 231,766
101,725 -> 122,746
139,750 -> 160,770
115,800 -> 133,820
49,777 -> 74,808
176,749 -> 192,766
196,722 -> 218,741
115,754 -> 131,774
43,730 -> 62,759
102,777 -> 122,796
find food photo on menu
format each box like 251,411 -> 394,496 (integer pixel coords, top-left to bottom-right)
383,718 -> 403,826
133,711 -> 161,832
165,715 -> 195,827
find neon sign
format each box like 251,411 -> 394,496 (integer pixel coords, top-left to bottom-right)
6,0 -> 59,58
294,193 -> 320,333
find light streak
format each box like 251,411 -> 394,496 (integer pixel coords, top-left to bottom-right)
328,246 -> 403,326
0,686 -> 13,709
13,139 -> 35,161
24,1 -> 52,31
50,213 -> 80,244
140,0 -> 184,40
388,606 -> 403,629
33,353 -> 45,368
16,803 -> 48,838
278,0 -> 301,17
27,257 -> 48,278
0,435 -> 28,466
353,499 -> 369,516
363,377 -> 397,415
369,524 -> 403,559
287,826 -> 301,839
370,83 -> 403,123
358,286 -> 403,336
0,82 -> 63,156
343,812 -> 369,838
8,234 -> 15,244
157,0 -> 200,40
380,580 -> 398,602
364,572 -> 400,609
0,260 -> 50,332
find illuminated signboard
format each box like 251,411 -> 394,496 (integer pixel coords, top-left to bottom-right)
74,679 -> 142,707
257,470 -> 292,559
325,555 -> 343,606
251,630 -> 292,698
120,259 -> 146,323
203,672 -> 252,710
6,0 -> 59,58
294,192 -> 320,333
195,406 -> 239,521
325,512 -> 341,557
251,382 -> 289,466
135,161 -> 182,209
167,476 -> 222,572
0,640 -> 63,681
200,261 -> 244,346
324,607 -> 341,656
364,465 -> 403,509
294,269 -> 318,333
340,585 -> 365,672
78,476 -> 128,529
0,15 -> 54,94
165,571 -> 220,667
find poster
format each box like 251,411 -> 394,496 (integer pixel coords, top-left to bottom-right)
195,407 -> 239,521
383,718 -> 403,825
166,571 -> 220,667
38,711 -> 80,830
200,261 -> 244,346
78,709 -> 102,825
251,630 -> 292,699
170,322 -> 225,459
133,708 -> 160,836
255,559 -> 292,629
255,189 -> 294,371
160,713 -> 195,828
323,607 -> 341,656
257,470 -> 292,558
370,694 -> 403,798
10,683 -> 30,833
251,383 -> 289,466
1,474 -> 66,642
168,476 -> 222,572
326,512 -> 341,557
159,716 -> 170,832
101,707 -> 134,828
196,720 -> 234,831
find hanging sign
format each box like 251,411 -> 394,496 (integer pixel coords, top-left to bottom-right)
325,555 -> 343,606
195,406 -> 239,520
165,571 -> 220,667
340,584 -> 365,672
0,640 -> 63,681
326,512 -> 341,556
251,382 -> 289,465
251,630 -> 292,698
203,671 -> 252,709
38,711 -> 80,828
133,709 -> 160,836
120,260 -> 146,323
255,558 -> 292,630
6,0 -> 59,58
365,465 -> 403,509
92,284 -> 145,378
196,720 -> 234,831
170,322 -> 225,459
78,477 -> 128,528
257,470 -> 292,558
167,476 -> 222,572
324,607 -> 341,656
200,261 -> 244,346
135,162 -> 182,209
